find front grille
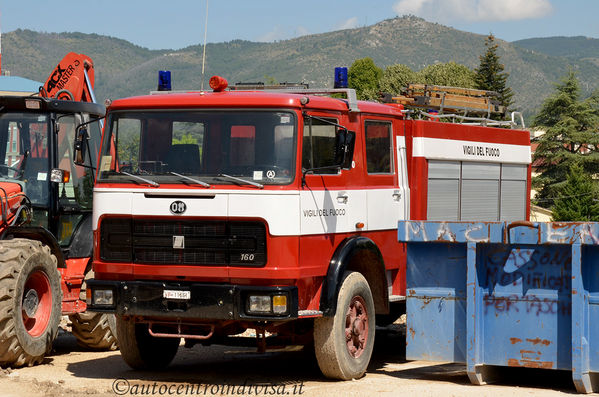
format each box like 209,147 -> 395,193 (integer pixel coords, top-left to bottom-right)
100,218 -> 266,266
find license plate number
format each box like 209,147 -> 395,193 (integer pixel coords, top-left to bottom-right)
163,290 -> 191,300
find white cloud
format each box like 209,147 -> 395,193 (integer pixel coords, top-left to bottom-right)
394,0 -> 434,15
393,0 -> 552,22
258,25 -> 312,42
336,17 -> 359,30
258,26 -> 287,42
296,26 -> 310,37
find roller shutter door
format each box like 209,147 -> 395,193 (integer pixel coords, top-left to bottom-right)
461,162 -> 500,221
500,164 -> 528,221
426,161 -> 527,221
427,161 -> 460,220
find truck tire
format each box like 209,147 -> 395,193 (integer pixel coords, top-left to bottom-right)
314,271 -> 375,380
69,312 -> 118,351
116,315 -> 179,370
0,239 -> 60,367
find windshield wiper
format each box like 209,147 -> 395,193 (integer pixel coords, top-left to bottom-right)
120,171 -> 160,187
168,172 -> 210,188
218,173 -> 264,189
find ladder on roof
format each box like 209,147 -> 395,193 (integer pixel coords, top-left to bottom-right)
390,83 -> 506,117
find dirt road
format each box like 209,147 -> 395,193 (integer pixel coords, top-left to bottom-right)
0,324 -> 578,397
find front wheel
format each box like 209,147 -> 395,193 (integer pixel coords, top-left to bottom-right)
314,271 -> 375,380
116,316 -> 179,370
0,239 -> 61,367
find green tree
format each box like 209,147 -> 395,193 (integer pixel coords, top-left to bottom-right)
474,34 -> 514,111
551,164 -> 599,221
415,62 -> 476,88
348,57 -> 382,100
173,133 -> 199,145
379,64 -> 416,95
532,70 -> 599,207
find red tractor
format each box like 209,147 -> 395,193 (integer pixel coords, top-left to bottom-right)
0,53 -> 116,367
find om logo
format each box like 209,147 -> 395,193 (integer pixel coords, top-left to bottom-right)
170,200 -> 187,214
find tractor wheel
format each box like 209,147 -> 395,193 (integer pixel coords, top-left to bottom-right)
69,312 -> 118,351
116,315 -> 179,370
0,239 -> 60,367
314,271 -> 375,380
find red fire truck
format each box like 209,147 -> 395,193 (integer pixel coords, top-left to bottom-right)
86,74 -> 531,379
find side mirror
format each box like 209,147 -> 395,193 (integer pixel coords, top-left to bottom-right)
74,126 -> 88,166
334,129 -> 355,170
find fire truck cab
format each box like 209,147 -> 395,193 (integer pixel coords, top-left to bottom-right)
87,75 -> 531,379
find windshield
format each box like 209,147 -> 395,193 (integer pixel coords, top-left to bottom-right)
0,112 -> 50,205
98,110 -> 297,185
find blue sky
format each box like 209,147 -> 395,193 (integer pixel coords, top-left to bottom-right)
1,0 -> 597,50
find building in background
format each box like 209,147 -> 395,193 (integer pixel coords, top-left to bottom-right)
0,75 -> 41,96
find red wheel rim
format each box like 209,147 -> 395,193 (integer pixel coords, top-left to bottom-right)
345,295 -> 369,358
22,270 -> 52,337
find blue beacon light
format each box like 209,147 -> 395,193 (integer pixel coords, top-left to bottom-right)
334,67 -> 348,88
158,70 -> 172,91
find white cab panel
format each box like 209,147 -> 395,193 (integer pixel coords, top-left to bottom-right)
229,193 -> 300,236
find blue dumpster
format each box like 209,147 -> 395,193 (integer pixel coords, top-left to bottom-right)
398,221 -> 599,393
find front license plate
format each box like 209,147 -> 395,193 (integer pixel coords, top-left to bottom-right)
163,290 -> 191,300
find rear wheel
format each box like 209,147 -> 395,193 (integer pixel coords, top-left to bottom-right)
69,268 -> 118,351
69,312 -> 118,351
0,239 -> 60,367
314,271 -> 375,380
116,316 -> 179,370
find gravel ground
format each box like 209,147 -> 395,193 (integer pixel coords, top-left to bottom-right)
0,320 -> 581,397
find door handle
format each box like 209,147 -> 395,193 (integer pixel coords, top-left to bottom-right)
337,194 -> 348,204
392,190 -> 401,201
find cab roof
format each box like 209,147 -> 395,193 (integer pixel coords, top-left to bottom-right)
108,90 -> 405,118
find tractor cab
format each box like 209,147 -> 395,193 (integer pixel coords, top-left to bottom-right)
0,96 -> 104,256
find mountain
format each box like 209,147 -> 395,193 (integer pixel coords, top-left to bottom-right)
513,36 -> 599,61
3,17 -> 599,121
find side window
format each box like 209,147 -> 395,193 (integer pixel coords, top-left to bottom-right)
302,116 -> 339,175
6,123 -> 19,168
24,120 -> 50,206
365,121 -> 392,174
56,115 -> 101,247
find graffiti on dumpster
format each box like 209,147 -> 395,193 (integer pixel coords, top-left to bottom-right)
543,222 -> 599,245
483,247 -> 571,290
483,294 -> 571,316
401,220 -> 599,245
402,221 -> 496,243
482,245 -> 572,317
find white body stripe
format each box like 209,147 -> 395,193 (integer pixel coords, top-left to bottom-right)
94,187 -> 403,236
412,137 -> 531,164
396,135 -> 410,220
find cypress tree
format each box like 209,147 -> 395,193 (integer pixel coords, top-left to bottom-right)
551,163 -> 599,221
532,70 -> 599,207
474,34 -> 514,112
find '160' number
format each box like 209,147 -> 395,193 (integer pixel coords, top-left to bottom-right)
240,253 -> 255,261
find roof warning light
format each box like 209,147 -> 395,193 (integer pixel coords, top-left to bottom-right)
209,75 -> 228,92
158,70 -> 172,91
334,67 -> 348,89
